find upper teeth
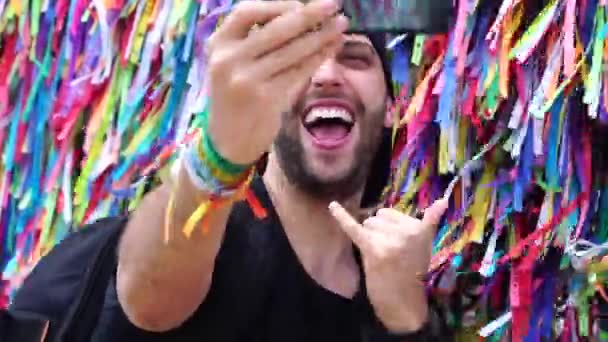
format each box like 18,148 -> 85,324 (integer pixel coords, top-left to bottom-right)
304,107 -> 353,125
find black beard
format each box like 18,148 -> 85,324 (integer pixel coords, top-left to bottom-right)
274,117 -> 384,203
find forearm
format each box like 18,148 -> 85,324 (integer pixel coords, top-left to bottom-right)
116,164 -> 232,332
365,295 -> 449,342
377,283 -> 429,333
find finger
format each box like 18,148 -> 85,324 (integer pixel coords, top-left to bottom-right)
374,211 -> 422,235
362,216 -> 395,233
254,15 -> 348,79
422,199 -> 449,227
270,40 -> 341,103
375,208 -> 406,224
244,0 -> 342,58
357,206 -> 379,219
328,201 -> 372,250
377,207 -> 425,227
217,1 -> 304,40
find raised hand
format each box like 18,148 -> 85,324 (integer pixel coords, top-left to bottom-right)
329,199 -> 448,332
205,0 -> 348,165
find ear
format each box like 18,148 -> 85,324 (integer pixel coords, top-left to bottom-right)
384,97 -> 394,128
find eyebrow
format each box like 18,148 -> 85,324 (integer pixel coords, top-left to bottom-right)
342,40 -> 375,53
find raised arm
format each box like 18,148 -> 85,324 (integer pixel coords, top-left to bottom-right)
115,0 -> 348,332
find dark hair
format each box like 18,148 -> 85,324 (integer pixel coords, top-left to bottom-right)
360,33 -> 393,208
367,33 -> 394,100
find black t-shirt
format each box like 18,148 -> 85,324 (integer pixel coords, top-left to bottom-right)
89,178 -> 436,341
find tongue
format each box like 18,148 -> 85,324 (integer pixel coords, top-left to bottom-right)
309,124 -> 349,142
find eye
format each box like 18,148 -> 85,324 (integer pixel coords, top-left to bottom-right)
338,53 -> 372,69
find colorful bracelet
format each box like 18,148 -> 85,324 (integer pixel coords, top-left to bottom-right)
195,135 -> 248,187
199,111 -> 251,176
182,144 -> 238,197
167,141 -> 254,238
165,114 -> 258,238
185,129 -> 253,194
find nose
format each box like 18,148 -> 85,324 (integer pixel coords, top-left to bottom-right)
310,58 -> 344,91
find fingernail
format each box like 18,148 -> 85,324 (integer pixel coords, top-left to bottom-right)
320,0 -> 339,13
335,14 -> 349,31
328,201 -> 338,210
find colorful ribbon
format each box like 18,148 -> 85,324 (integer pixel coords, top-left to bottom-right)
1,0 -> 607,339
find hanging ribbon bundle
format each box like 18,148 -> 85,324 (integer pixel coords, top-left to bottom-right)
0,0 -> 230,306
386,0 -> 608,339
0,0 -> 607,339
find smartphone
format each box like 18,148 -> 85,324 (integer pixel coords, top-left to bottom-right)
232,0 -> 453,34
340,0 -> 453,34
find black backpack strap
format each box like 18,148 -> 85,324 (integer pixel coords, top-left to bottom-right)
54,219 -> 126,342
5,217 -> 128,342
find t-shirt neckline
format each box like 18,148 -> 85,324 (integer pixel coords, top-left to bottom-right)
249,176 -> 364,304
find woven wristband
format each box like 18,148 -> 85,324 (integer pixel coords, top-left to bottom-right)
200,112 -> 251,176
165,106 -> 266,239
184,133 -> 252,197
183,143 -> 239,197
196,136 -> 249,186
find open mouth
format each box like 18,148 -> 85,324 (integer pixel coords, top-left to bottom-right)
302,107 -> 355,145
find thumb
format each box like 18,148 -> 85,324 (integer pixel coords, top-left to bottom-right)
329,201 -> 370,250
422,199 -> 448,227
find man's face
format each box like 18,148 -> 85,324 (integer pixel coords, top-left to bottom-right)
275,34 -> 389,201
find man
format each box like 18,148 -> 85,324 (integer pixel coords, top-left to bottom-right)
12,0 -> 449,340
